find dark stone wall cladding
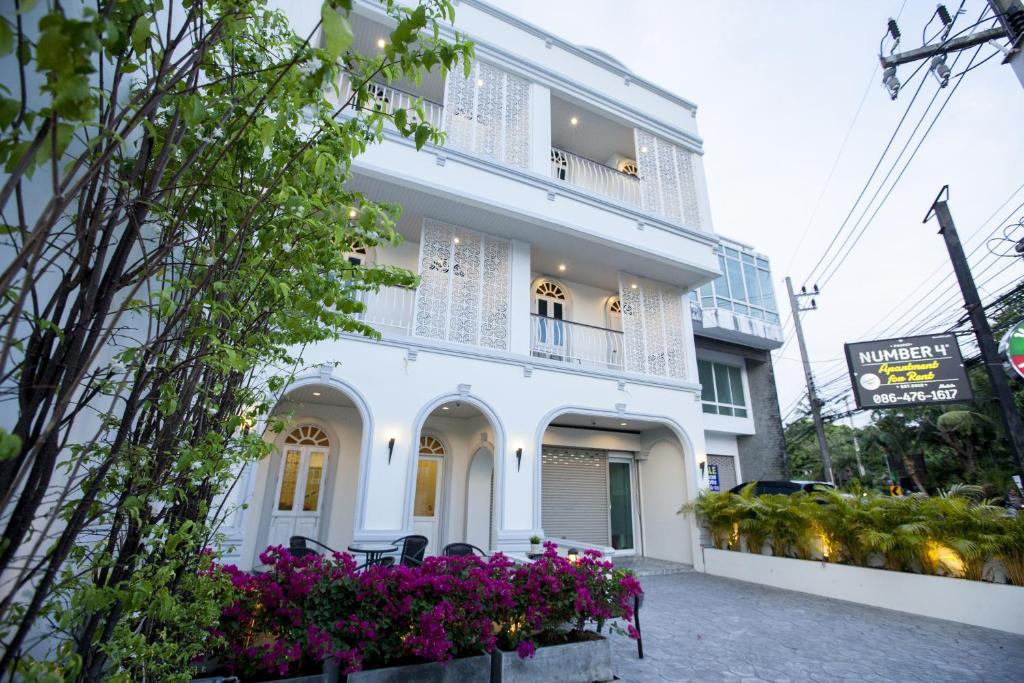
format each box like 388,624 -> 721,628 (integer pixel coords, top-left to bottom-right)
694,336 -> 788,481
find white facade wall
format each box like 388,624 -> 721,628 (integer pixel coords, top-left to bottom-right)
225,0 -> 786,570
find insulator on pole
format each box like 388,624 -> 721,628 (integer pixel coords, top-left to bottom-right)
937,4 -> 952,27
887,18 -> 901,42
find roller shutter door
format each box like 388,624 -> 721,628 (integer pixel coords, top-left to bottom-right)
542,448 -> 609,545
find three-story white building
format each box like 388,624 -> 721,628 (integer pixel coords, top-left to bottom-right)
229,0 -> 785,570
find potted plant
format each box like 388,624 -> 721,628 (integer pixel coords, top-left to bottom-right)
492,543 -> 642,683
529,535 -> 542,556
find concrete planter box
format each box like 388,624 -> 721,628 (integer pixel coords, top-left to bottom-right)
703,547 -> 1024,635
492,634 -> 614,683
347,654 -> 492,683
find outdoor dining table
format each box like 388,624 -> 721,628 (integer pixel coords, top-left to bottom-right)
347,541 -> 398,567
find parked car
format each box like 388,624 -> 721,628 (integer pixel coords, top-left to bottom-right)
727,480 -> 836,496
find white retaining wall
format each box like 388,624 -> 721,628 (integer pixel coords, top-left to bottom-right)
702,548 -> 1024,635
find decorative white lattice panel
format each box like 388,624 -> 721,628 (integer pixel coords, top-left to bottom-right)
443,61 -> 531,168
618,274 -> 688,379
414,219 -> 511,349
635,130 -> 702,228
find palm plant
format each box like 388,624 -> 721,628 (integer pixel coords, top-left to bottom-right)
994,512 -> 1024,586
923,485 -> 1004,580
680,492 -> 741,550
809,490 -> 872,565
746,494 -> 818,559
858,495 -> 932,572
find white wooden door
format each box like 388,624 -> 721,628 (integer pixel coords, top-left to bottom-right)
269,445 -> 328,548
412,455 -> 444,555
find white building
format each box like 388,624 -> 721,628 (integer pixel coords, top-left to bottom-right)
229,0 -> 785,570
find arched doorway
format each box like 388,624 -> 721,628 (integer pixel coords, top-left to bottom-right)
268,425 -> 330,548
412,435 -> 447,554
536,410 -> 696,564
256,383 -> 365,564
533,278 -> 570,361
411,398 -> 504,555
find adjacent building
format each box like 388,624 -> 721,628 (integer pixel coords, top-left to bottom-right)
227,0 -> 786,569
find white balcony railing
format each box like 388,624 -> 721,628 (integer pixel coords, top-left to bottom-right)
550,148 -> 641,207
337,76 -> 445,130
530,314 -> 624,371
356,286 -> 415,335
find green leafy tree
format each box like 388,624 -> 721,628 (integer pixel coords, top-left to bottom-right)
0,0 -> 471,679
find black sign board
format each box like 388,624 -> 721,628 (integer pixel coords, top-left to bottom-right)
844,334 -> 973,409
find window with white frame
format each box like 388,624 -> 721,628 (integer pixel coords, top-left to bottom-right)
697,359 -> 747,417
692,245 -> 779,323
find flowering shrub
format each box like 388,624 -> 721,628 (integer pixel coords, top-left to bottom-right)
209,543 -> 641,678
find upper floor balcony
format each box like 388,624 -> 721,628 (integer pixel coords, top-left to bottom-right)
336,9 -> 716,271
348,219 -> 781,390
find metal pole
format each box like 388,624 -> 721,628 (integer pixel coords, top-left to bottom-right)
929,193 -> 1024,480
785,277 -> 835,484
843,396 -> 867,478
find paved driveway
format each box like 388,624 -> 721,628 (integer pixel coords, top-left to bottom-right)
607,571 -> 1024,682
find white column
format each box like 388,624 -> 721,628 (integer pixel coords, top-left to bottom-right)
691,151 -> 715,233
509,239 -> 532,356
497,413 -> 541,552
354,407 -> 415,540
529,83 -> 551,178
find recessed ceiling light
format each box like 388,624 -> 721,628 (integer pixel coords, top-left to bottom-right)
630,283 -> 638,289
620,421 -> 628,426
558,264 -> 566,271
377,38 -> 387,49
453,237 -> 460,244
442,405 -> 449,410
476,78 -> 484,87
640,145 -> 648,153
348,208 -> 357,218
570,116 -> 578,126
312,391 -> 321,396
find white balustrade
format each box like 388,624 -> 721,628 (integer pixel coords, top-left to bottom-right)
356,286 -> 415,335
530,315 -> 624,371
338,76 -> 444,130
550,148 -> 641,207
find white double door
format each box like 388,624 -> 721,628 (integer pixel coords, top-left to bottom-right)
412,454 -> 444,555
269,445 -> 328,548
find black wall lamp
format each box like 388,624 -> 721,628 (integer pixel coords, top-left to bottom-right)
516,447 -> 523,471
387,437 -> 396,464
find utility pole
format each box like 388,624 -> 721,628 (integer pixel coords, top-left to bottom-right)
785,277 -> 835,484
842,396 -> 867,478
925,186 -> 1024,481
877,1 -> 1024,95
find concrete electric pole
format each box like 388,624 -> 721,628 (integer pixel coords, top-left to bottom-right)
925,186 -> 1024,481
842,396 -> 867,478
878,1 -> 1024,95
785,277 -> 835,484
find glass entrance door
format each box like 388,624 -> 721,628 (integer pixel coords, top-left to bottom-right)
608,459 -> 635,552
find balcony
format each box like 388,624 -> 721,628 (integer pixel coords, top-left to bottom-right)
550,148 -> 640,207
361,82 -> 445,130
530,314 -> 624,371
355,286 -> 415,336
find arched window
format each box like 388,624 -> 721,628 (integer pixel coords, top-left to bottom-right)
345,246 -> 369,266
278,426 -> 330,513
606,296 -> 623,331
419,435 -> 446,456
618,159 -> 638,177
534,280 -> 567,320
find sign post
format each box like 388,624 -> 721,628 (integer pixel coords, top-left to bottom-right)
844,334 -> 973,409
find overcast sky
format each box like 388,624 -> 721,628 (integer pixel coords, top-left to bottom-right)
489,0 -> 1024,424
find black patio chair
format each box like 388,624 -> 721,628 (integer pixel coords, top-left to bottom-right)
289,535 -> 335,558
442,542 -> 488,557
392,534 -> 428,567
290,536 -> 394,570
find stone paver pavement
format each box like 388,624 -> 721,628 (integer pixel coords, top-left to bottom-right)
607,571 -> 1024,682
